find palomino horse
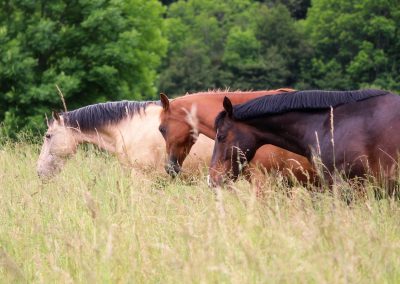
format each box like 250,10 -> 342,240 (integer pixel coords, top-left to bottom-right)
209,89 -> 400,187
159,89 -> 315,183
37,101 -> 213,179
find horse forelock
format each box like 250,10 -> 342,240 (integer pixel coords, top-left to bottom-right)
59,100 -> 161,131
183,105 -> 199,141
214,111 -> 228,131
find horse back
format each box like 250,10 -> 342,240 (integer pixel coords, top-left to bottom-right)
332,93 -> 400,177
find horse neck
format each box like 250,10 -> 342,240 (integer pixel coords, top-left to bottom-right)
114,105 -> 161,145
247,111 -> 326,158
72,105 -> 162,154
72,126 -> 118,153
177,90 -> 287,139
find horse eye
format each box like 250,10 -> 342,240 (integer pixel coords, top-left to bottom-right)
159,126 -> 166,135
217,134 -> 226,142
45,134 -> 52,139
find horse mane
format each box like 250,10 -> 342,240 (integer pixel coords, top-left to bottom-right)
232,89 -> 390,120
59,100 -> 160,131
183,88 -> 294,97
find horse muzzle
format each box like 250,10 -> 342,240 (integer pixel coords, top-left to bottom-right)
165,163 -> 181,177
37,168 -> 55,180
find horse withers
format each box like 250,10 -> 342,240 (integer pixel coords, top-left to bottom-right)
159,89 -> 315,184
209,89 -> 400,187
37,101 -> 213,179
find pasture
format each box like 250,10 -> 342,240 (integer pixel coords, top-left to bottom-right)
1,142 -> 400,283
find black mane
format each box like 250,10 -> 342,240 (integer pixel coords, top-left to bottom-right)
233,89 -> 390,120
59,100 -> 160,131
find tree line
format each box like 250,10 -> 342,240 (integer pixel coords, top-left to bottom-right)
0,0 -> 399,137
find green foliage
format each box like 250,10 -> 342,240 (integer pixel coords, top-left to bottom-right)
159,0 -> 246,95
224,4 -> 311,90
303,0 -> 400,90
1,0 -> 400,135
0,0 -> 167,136
257,0 -> 311,19
159,0 -> 310,95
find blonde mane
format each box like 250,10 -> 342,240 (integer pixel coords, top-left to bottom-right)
179,88 -> 294,98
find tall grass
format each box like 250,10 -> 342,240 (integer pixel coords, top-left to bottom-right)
1,143 -> 400,283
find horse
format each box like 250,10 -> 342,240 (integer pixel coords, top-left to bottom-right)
37,100 -> 213,179
159,89 -> 315,184
209,89 -> 400,187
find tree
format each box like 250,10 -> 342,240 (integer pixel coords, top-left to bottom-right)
159,0 -> 177,5
222,4 -> 311,90
0,0 -> 167,136
159,0 -> 310,95
302,0 -> 400,91
159,0 -> 250,95
256,0 -> 311,19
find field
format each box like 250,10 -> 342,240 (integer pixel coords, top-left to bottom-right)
1,142 -> 400,283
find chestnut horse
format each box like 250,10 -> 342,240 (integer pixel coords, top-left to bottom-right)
37,101 -> 213,179
159,89 -> 315,183
209,89 -> 400,186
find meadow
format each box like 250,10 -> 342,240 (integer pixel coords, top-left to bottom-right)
1,142 -> 400,283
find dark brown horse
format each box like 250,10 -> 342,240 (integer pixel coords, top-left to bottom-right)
209,89 -> 400,186
159,89 -> 315,184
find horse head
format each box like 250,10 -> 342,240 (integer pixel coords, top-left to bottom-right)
37,112 -> 78,179
159,93 -> 198,176
209,97 -> 258,187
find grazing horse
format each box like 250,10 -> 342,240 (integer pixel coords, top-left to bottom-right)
37,101 -> 213,179
209,89 -> 400,187
159,89 -> 315,183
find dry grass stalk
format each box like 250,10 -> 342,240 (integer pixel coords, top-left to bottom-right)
2,143 -> 400,282
55,84 -> 68,113
330,106 -> 335,168
83,191 -> 98,219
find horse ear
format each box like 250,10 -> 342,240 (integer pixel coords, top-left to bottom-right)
160,93 -> 169,111
52,111 -> 61,122
223,97 -> 233,118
